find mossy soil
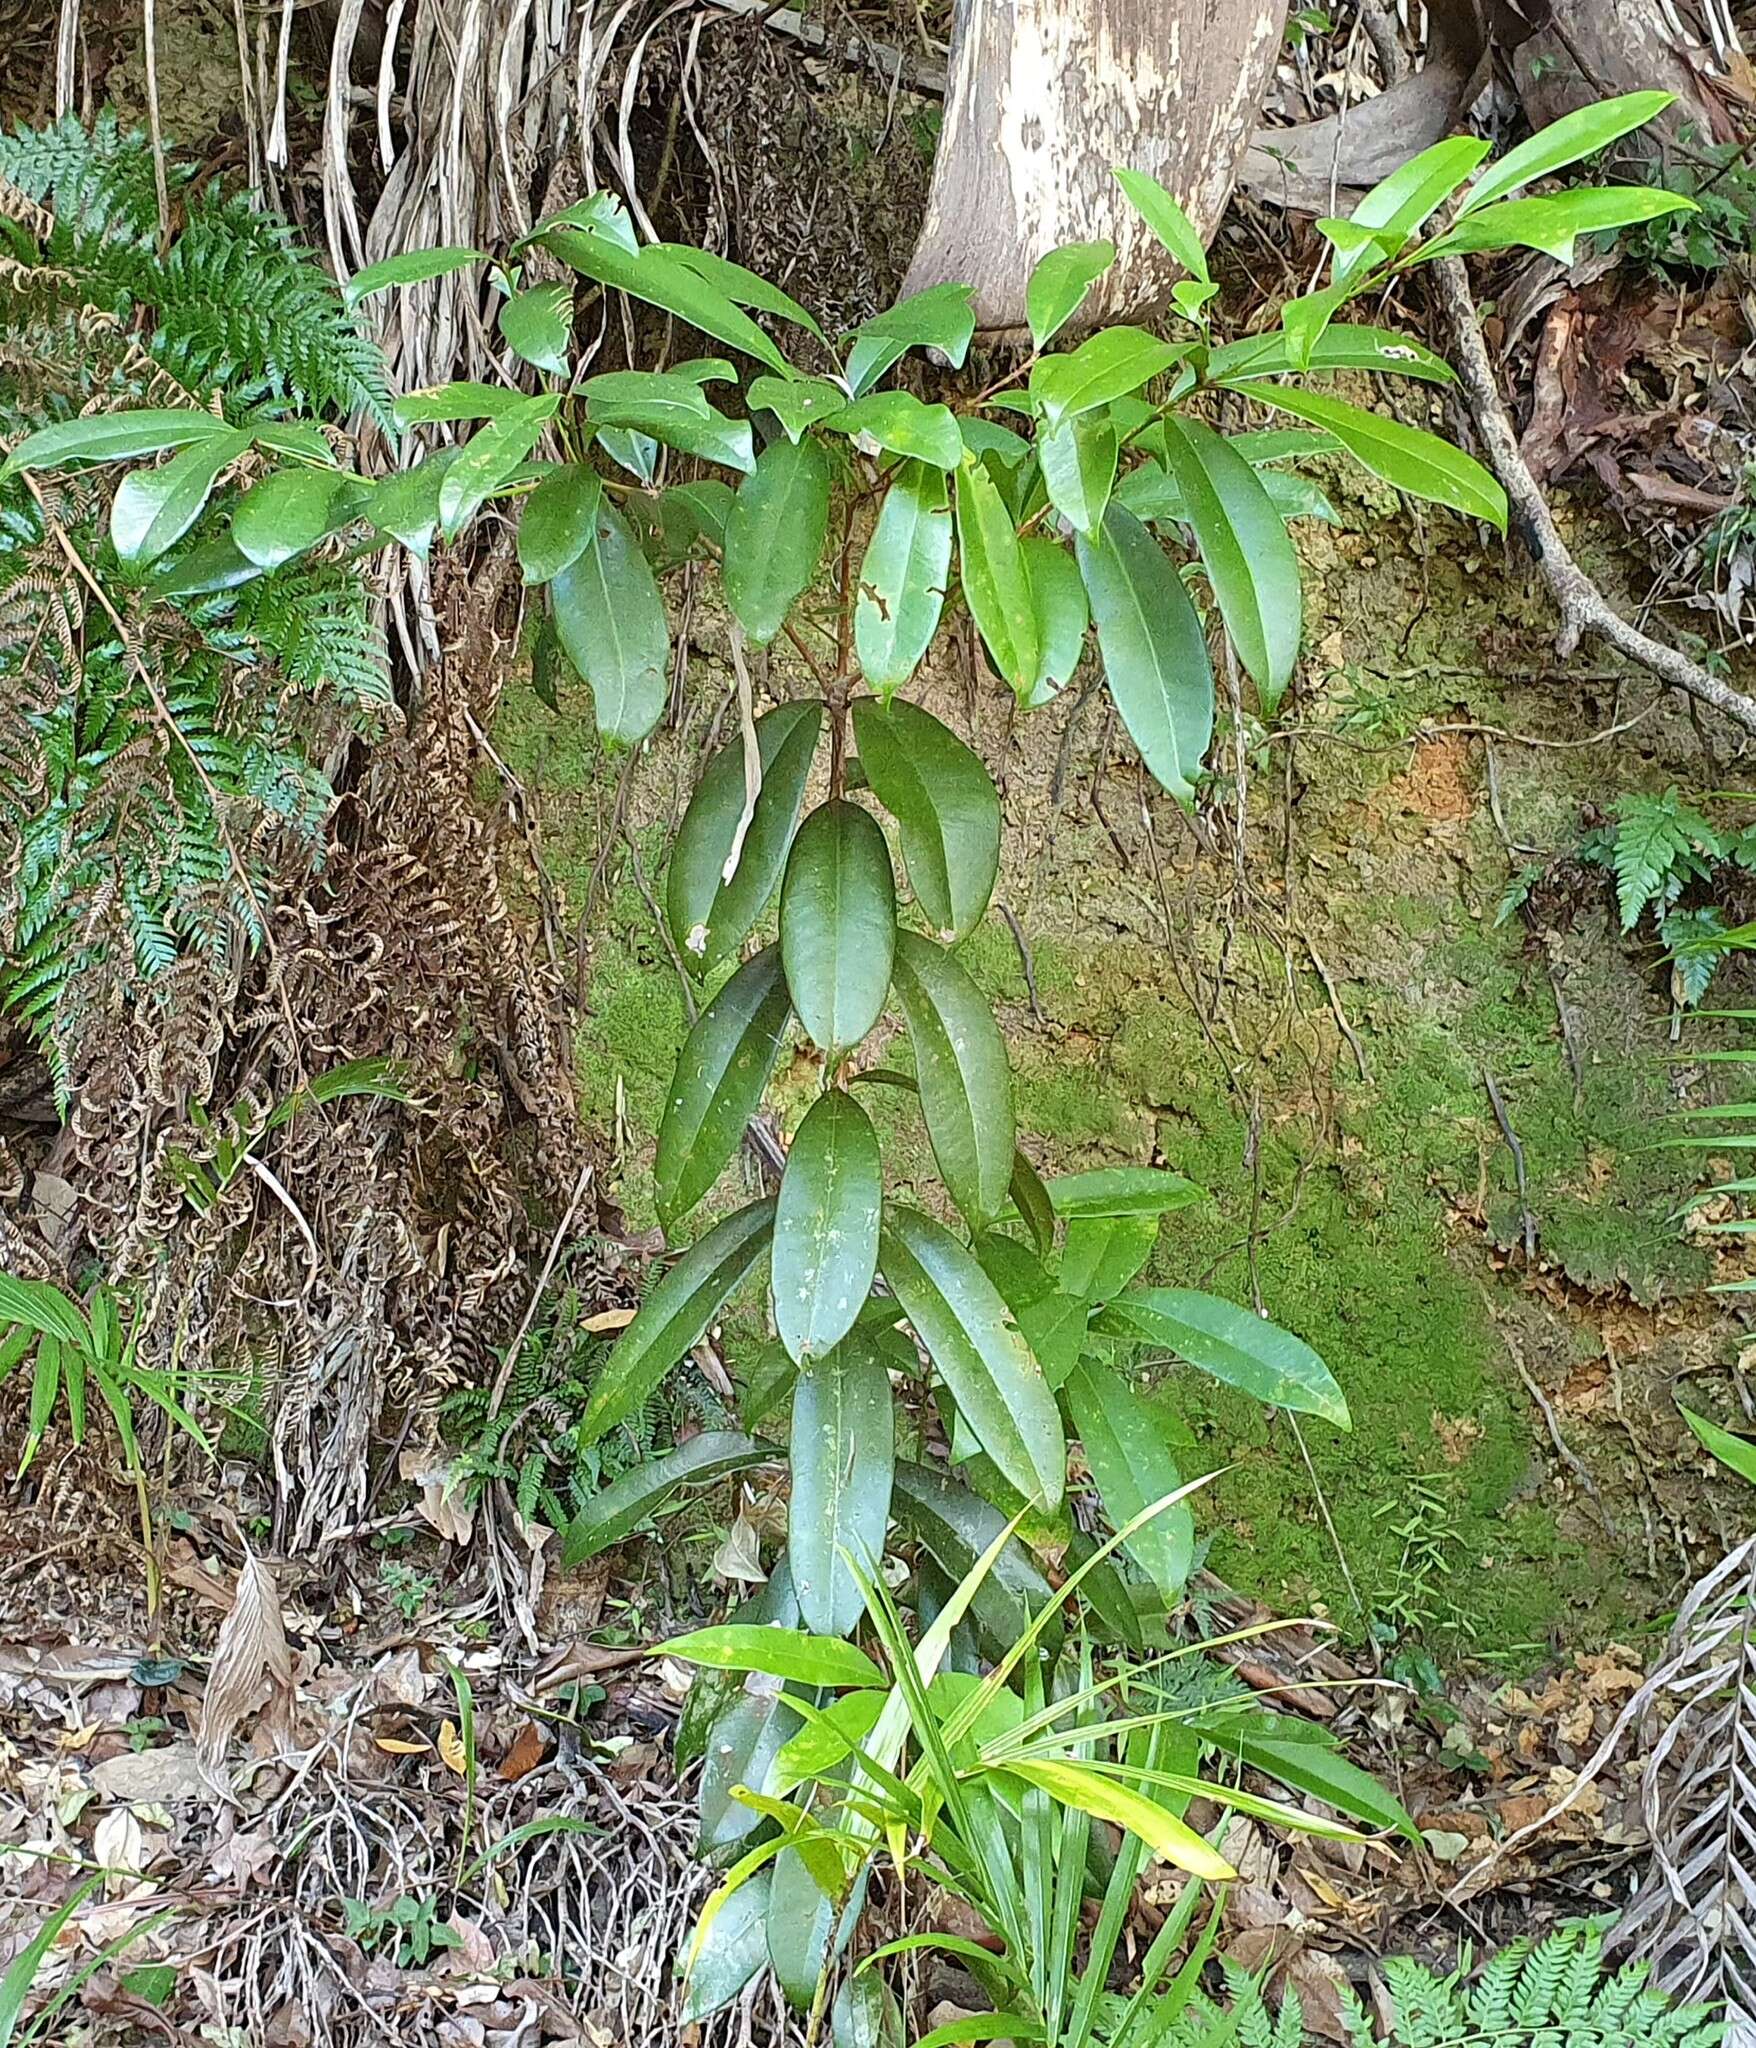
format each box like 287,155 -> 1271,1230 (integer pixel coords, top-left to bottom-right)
492,461 -> 1756,1672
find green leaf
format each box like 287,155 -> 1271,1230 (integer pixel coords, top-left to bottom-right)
768,1846 -> 839,2009
1030,328 -> 1186,429
562,1432 -> 767,1563
723,434 -> 831,646
679,1867 -> 771,2021
1249,384 -> 1507,530
1331,135 -> 1492,281
1001,1759 -> 1233,1878
789,1332 -> 895,1634
0,1273 -> 89,1350
499,280 -> 572,372
551,501 -> 670,743
1040,1166 -> 1205,1219
110,431 -> 251,567
891,932 -> 1014,1230
1026,240 -> 1116,350
583,368 -> 713,428
577,1199 -> 775,1445
1419,187 -> 1693,267
1009,1151 -> 1056,1259
749,376 -> 848,441
544,227 -> 796,376
1065,1357 -> 1194,1604
1038,411 -> 1118,540
834,1965 -> 905,2048
851,699 -> 999,943
700,1685 -> 802,1857
844,283 -> 976,396
1161,416 -> 1301,715
779,801 -> 896,1055
1075,503 -> 1214,807
2,407 -> 234,480
517,462 -> 603,585
668,703 -> 822,971
521,190 -> 640,254
0,1876 -> 102,2043
663,478 -> 737,552
1101,1286 -> 1348,1426
775,1092 -> 884,1367
890,1460 -> 1060,1661
655,947 -> 793,1223
956,456 -> 1039,696
595,426 -> 657,481
343,244 -> 486,308
438,393 -> 556,538
855,459 -> 953,697
773,1689 -> 887,1797
395,381 -> 531,426
880,1205 -> 1063,1509
834,391 -> 963,470
1679,1404 -> 1756,1488
1193,1715 -> 1418,1837
363,452 -> 456,557
658,243 -> 830,342
1462,91 -> 1675,216
1020,538 -> 1088,706
1206,323 -> 1454,387
1060,1214 -> 1158,1303
1112,167 -> 1210,282
663,1624 -> 886,1689
230,467 -> 340,570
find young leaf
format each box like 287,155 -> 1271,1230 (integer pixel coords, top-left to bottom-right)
955,456 -> 1039,696
343,244 -> 486,308
790,1332 -> 895,1634
833,391 -> 963,470
577,1198 -> 775,1444
1418,187 -> 1693,267
1020,537 -> 1089,706
110,430 -> 252,567
1248,385 -> 1507,530
230,467 -> 340,570
1330,134 -> 1492,282
562,1432 -> 768,1564
779,798 -> 895,1049
851,699 -> 1000,943
723,434 -> 832,646
1100,1287 -> 1349,1426
1038,411 -> 1118,540
517,462 -> 604,585
2,407 -> 234,480
773,1689 -> 887,1798
1065,1357 -> 1194,1605
1461,90 -> 1675,216
1112,167 -> 1211,283
1000,1759 -> 1233,1879
551,502 -> 670,743
1029,327 -> 1186,429
775,1092 -> 884,1367
844,283 -> 977,396
1161,415 -> 1301,714
499,280 -> 573,373
654,947 -> 793,1224
668,702 -> 822,971
749,376 -> 849,441
855,459 -> 953,697
658,243 -> 830,343
880,1205 -> 1064,1509
1075,503 -> 1214,808
891,931 -> 1014,1230
663,1624 -> 886,1690
544,228 -> 796,376
1026,239 -> 1116,350
890,1460 -> 1060,1661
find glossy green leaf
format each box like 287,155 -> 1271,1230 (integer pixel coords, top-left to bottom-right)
1101,1286 -> 1348,1426
768,1845 -> 839,2009
1030,327 -> 1186,429
1060,1213 -> 1158,1303
1161,415 -> 1301,714
552,502 -> 669,743
1075,503 -> 1214,807
959,416 -> 1032,469
594,426 -> 656,482
1331,135 -> 1491,282
583,368 -> 713,427
1206,323 -> 1454,387
1112,167 -> 1210,282
517,463 -> 603,585
1039,411 -> 1118,540
664,1624 -> 886,1689
880,1205 -> 1063,1509
834,391 -> 962,470
663,478 -> 737,551
890,1460 -> 1061,1661
667,703 -> 822,971
1041,1166 -> 1205,1219
521,190 -> 640,254
499,280 -> 572,372
779,801 -> 896,1055
0,1273 -> 89,1349
1009,1151 -> 1056,1259
855,459 -> 953,696
851,698 -> 999,943
1020,537 -> 1088,707
1001,1758 -> 1233,1878
395,381 -> 531,426
1261,470 -> 1340,526
834,1965 -> 905,2048
438,393 -> 556,537
1680,1404 -> 1756,1488
230,467 -> 339,569
697,1689 -> 795,1857
775,1092 -> 884,1366
749,376 -> 848,441
1065,1357 -> 1194,1604
578,1198 -> 775,1445
789,1332 -> 895,1633
110,430 -> 251,567
655,947 -> 792,1223
1190,1712 -> 1418,1837
1462,90 -> 1675,216
772,1688 -> 886,1797
2,407 -> 233,480
844,283 -> 976,396
1026,239 -> 1116,349
659,243 -> 829,342
1419,187 -> 1693,267
956,456 -> 1038,695
680,1867 -> 771,2019
344,244 -> 485,308
544,227 -> 795,375
562,1431 -> 766,1564
363,452 -> 455,557
723,434 -> 831,646
891,932 -> 1013,1229
1250,384 -> 1506,529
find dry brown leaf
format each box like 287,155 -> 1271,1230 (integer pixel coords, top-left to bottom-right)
196,1547 -> 293,1777
399,1450 -> 476,1544
374,1735 -> 433,1756
438,1719 -> 468,1776
580,1307 -> 636,1333
497,1721 -> 548,1783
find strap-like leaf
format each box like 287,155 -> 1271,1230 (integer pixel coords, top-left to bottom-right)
551,501 -> 669,743
655,947 -> 792,1224
562,1432 -> 767,1563
891,932 -> 1013,1230
789,1333 -> 895,1635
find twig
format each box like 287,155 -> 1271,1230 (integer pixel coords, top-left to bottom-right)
486,1159 -> 594,1419
996,901 -> 1044,1023
1484,1295 -> 1615,1539
1482,1065 -> 1537,1265
141,0 -> 172,248
1305,933 -> 1370,1081
722,620 -> 763,891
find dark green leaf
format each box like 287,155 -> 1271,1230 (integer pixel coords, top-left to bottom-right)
851,699 -> 999,943
880,1205 -> 1063,1509
583,368 -> 713,426
1249,385 -> 1506,530
655,947 -> 792,1223
544,228 -> 795,375
1066,1356 -> 1193,1604
740,1338 -> 801,1432
562,1432 -> 767,1563
663,478 -> 737,551
1030,327 -> 1186,428
1100,1286 -> 1348,1426
344,245 -> 485,308
663,1624 -> 886,1689
1206,324 -> 1454,387
552,502 -> 670,743
891,932 -> 1013,1230
1461,91 -> 1675,215
659,243 -> 830,343
1038,411 -> 1118,540
577,1199 -> 775,1444
595,426 -> 657,482
679,1868 -> 772,2019
1112,169 -> 1210,282
518,462 -> 603,585
1009,1151 -> 1056,1259
667,704 -> 822,971
1190,1709 -> 1418,1837
230,467 -> 340,569
395,381 -> 531,426
855,460 -> 953,698
834,391 -> 962,470
110,431 -> 251,567
700,1695 -> 799,1859
1026,240 -> 1116,349
1020,537 -> 1088,707
723,435 -> 831,646
789,1332 -> 895,1633
844,283 -> 976,396
774,1091 -> 884,1366
891,1460 -> 1061,1661
364,451 -> 457,557
2,407 -> 233,480
768,1846 -> 839,2009
1040,1166 -> 1206,1218
499,281 -> 572,372
749,376 -> 848,441
834,1967 -> 905,2048
779,800 -> 897,1054
438,394 -> 556,537
956,456 -> 1038,695
1075,503 -> 1214,807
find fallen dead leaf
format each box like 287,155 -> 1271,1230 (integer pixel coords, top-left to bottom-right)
497,1720 -> 548,1783
373,1735 -> 433,1756
438,1719 -> 468,1777
93,1805 -> 145,1890
196,1547 -> 293,1777
580,1307 -> 636,1334
90,1744 -> 207,1805
400,1450 -> 476,1545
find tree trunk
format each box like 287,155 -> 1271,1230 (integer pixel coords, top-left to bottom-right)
901,0 -> 1289,336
